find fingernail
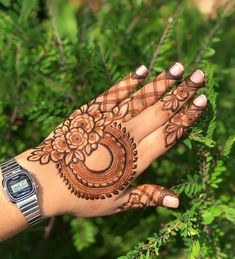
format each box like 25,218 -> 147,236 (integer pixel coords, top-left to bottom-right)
190,69 -> 204,83
169,62 -> 184,76
132,65 -> 148,79
163,195 -> 179,208
193,94 -> 207,107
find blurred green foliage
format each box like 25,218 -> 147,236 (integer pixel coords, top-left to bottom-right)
0,0 -> 235,258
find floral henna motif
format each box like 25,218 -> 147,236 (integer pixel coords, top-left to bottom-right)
119,192 -> 145,211
27,99 -> 138,199
118,185 -> 176,212
161,75 -> 203,113
163,103 -> 204,147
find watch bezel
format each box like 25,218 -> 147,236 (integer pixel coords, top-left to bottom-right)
2,169 -> 36,203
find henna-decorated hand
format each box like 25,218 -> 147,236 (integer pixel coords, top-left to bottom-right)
16,62 -> 206,218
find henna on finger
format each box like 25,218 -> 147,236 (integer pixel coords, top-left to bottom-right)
133,94 -> 207,173
123,62 -> 184,121
95,65 -> 148,112
123,70 -> 205,141
161,70 -> 205,113
163,94 -> 207,147
117,184 -> 178,212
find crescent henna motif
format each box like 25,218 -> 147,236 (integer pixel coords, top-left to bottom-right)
27,99 -> 138,200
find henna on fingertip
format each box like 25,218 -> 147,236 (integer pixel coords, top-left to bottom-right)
163,94 -> 207,147
117,185 -> 179,212
184,73 -> 205,89
165,62 -> 184,80
161,70 -> 205,113
131,65 -> 148,79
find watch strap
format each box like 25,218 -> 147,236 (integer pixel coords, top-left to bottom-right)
1,159 -> 21,178
17,194 -> 42,227
1,158 -> 42,227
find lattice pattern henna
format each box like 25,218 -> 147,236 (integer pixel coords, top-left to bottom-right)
27,99 -> 138,200
124,65 -> 181,120
163,103 -> 204,147
161,75 -> 204,113
118,185 -> 176,212
97,66 -> 148,112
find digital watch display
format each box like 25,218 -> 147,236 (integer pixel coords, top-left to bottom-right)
1,158 -> 42,226
4,172 -> 35,203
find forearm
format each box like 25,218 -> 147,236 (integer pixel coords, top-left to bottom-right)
0,150 -> 64,241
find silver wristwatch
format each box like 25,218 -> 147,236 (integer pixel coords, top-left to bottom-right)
1,159 -> 42,227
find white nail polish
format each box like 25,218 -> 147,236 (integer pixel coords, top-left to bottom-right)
169,62 -> 184,76
190,69 -> 204,83
135,65 -> 148,76
163,195 -> 179,208
193,94 -> 207,107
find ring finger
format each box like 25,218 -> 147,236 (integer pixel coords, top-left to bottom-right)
137,94 -> 207,173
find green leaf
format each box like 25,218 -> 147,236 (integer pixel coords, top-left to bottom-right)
212,37 -> 221,43
189,134 -> 215,148
19,0 -> 38,21
183,138 -> 192,149
188,228 -> 199,236
145,249 -> 150,259
204,47 -> 216,58
190,240 -> 200,259
154,246 -> 159,256
202,206 -> 222,225
222,135 -> 235,158
219,205 -> 235,223
49,0 -> 78,42
0,0 -> 11,7
70,218 -> 98,252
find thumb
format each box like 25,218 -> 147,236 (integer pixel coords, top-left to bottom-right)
116,184 -> 179,212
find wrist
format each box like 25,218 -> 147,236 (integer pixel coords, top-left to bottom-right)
15,149 -> 68,218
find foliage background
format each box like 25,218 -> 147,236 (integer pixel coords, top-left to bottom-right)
0,0 -> 235,258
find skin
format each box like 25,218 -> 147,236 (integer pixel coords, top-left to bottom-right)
0,62 -> 207,241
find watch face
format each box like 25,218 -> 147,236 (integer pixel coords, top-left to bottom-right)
5,172 -> 35,202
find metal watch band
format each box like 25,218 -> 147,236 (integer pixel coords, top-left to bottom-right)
17,194 -> 42,227
1,158 -> 42,227
1,159 -> 21,178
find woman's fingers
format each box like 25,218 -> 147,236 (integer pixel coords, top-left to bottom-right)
116,184 -> 179,212
96,65 -> 148,111
137,95 -> 207,172
128,70 -> 205,141
124,62 -> 184,121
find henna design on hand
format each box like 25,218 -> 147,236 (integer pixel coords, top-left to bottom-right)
161,76 -> 203,113
118,185 -> 176,212
96,66 -> 148,112
163,103 -> 204,147
27,100 -> 138,200
124,65 -> 181,120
